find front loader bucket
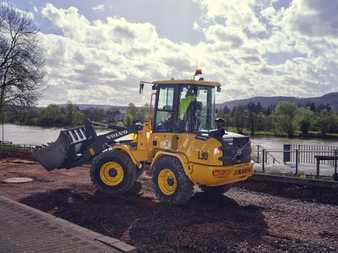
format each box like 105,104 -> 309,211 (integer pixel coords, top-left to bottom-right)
32,126 -> 90,171
33,119 -> 136,171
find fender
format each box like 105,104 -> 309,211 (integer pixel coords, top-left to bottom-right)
151,151 -> 193,181
111,144 -> 141,168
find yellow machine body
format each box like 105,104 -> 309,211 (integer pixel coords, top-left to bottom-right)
112,120 -> 253,187
33,74 -> 254,204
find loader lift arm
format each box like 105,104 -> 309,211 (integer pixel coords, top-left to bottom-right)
32,119 -> 140,171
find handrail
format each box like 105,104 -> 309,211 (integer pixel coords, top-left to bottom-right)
266,150 -> 281,164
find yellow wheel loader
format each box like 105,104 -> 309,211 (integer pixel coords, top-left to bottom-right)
33,72 -> 253,205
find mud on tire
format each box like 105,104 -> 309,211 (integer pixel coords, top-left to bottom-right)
91,150 -> 137,195
152,156 -> 193,205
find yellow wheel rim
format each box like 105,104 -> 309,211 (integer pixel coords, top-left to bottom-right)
99,161 -> 124,186
158,169 -> 177,196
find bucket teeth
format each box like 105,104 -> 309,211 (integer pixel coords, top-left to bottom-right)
32,125 -> 90,171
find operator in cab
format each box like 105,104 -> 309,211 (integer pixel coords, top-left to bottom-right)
178,87 -> 202,132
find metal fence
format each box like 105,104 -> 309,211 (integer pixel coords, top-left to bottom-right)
288,144 -> 338,166
253,145 -> 283,166
0,143 -> 34,159
253,143 -> 338,178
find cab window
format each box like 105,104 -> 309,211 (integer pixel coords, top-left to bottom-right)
154,87 -> 174,131
178,86 -> 215,132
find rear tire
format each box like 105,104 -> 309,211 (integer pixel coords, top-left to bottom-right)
91,150 -> 137,195
200,184 -> 233,195
152,156 -> 193,205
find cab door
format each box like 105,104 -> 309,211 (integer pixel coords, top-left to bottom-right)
152,85 -> 179,152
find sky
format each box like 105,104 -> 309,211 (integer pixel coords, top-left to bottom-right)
9,0 -> 338,106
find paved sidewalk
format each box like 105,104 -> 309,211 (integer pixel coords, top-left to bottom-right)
0,196 -> 136,253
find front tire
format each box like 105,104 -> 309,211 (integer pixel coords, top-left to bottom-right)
91,150 -> 137,195
152,156 -> 193,205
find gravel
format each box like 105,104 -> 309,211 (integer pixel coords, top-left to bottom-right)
0,159 -> 337,253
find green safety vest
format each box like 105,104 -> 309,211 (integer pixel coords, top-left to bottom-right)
179,96 -> 195,120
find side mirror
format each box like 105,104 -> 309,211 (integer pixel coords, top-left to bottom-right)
217,86 -> 221,92
215,118 -> 225,130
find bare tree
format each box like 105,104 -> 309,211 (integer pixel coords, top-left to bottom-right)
0,2 -> 44,129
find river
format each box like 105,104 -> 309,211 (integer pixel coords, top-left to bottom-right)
2,124 -> 337,176
1,124 -> 338,149
0,124 -> 110,145
251,136 -> 338,151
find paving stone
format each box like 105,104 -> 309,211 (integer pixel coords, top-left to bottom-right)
112,241 -> 137,253
0,196 -> 135,253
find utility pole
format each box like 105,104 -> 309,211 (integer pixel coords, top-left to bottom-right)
1,115 -> 4,143
0,109 -> 4,143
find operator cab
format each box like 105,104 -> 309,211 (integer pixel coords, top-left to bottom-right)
150,79 -> 221,134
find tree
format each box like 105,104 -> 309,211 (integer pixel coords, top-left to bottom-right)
305,102 -> 316,112
316,110 -> 338,136
272,102 -> 298,137
232,106 -> 247,134
82,108 -> 106,122
296,107 -> 314,135
0,3 -> 44,122
106,109 -> 123,122
247,102 -> 261,135
37,104 -> 65,127
222,105 -> 230,114
255,112 -> 271,131
137,104 -> 148,122
63,102 -> 84,126
317,104 -> 332,112
124,103 -> 137,126
8,105 -> 39,125
124,103 -> 147,126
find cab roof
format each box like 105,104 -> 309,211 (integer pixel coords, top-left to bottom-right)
152,79 -> 221,87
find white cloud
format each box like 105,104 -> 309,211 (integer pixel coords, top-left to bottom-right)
34,1 -> 338,106
283,0 -> 338,37
194,0 -> 338,98
194,0 -> 268,34
205,25 -> 246,50
38,4 -> 195,105
92,4 -> 105,12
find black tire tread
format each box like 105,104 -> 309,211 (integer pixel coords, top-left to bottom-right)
90,150 -> 137,195
152,156 -> 193,205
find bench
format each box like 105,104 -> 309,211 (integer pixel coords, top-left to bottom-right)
314,155 -> 338,180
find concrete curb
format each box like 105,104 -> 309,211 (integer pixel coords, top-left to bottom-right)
0,195 -> 137,253
252,173 -> 338,189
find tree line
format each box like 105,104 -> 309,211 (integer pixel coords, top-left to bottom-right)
5,102 -> 148,128
6,101 -> 338,138
217,102 -> 338,138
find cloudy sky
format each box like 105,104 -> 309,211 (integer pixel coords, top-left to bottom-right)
10,0 -> 338,105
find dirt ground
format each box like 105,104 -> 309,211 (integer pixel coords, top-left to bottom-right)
0,159 -> 338,253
